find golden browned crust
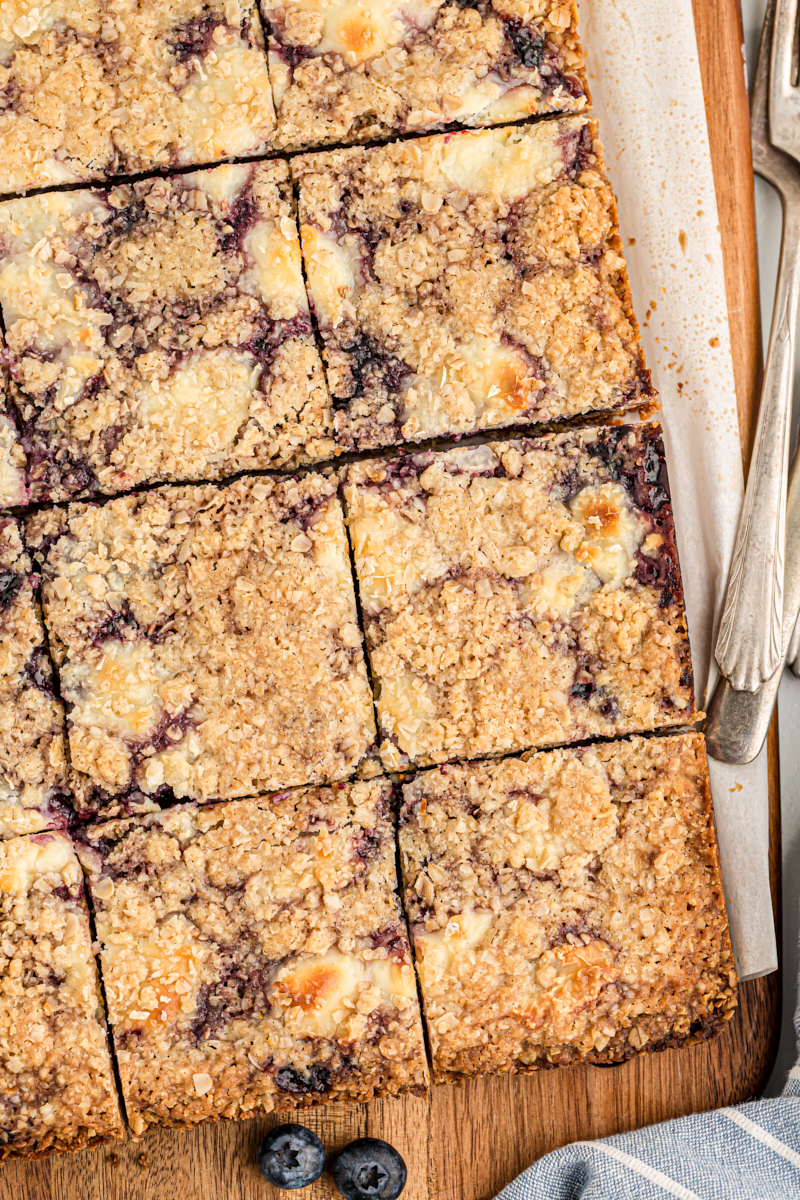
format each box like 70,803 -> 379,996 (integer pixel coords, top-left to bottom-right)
0,833 -> 123,1160
0,518 -> 71,838
77,780 -> 429,1135
0,161 -> 335,503
25,472 -> 377,815
344,424 -> 695,771
294,117 -> 651,452
399,732 -> 737,1083
0,1127 -> 119,1164
264,0 -> 588,151
0,0 -> 275,196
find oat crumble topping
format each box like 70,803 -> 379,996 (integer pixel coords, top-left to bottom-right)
0,518 -> 71,838
77,779 -> 428,1135
294,117 -> 651,452
0,0 -> 275,195
399,732 -> 736,1081
0,161 -> 335,502
263,0 -> 587,151
0,832 -> 123,1158
0,0 -> 735,1135
26,471 -> 376,815
344,424 -> 695,771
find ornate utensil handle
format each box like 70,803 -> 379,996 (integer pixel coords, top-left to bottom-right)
715,202 -> 800,691
708,432 -> 800,761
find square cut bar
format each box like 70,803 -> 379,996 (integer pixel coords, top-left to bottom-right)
0,0 -> 275,196
263,0 -> 587,151
344,423 -> 695,771
0,518 -> 71,837
399,732 -> 737,1082
0,161 -> 335,503
26,472 -> 377,818
0,832 -> 123,1159
76,780 -> 428,1135
294,117 -> 651,453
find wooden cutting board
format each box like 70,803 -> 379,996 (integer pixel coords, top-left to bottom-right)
2,2 -> 780,1197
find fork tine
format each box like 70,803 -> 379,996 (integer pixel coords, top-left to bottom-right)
753,0 -> 800,186
773,0 -> 799,103
753,0 -> 776,134
770,0 -> 800,154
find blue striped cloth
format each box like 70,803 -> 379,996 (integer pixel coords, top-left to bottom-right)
497,991 -> 800,1198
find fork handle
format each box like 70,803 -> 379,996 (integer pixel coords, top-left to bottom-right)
715,199 -> 800,690
789,614 -> 800,675
707,438 -> 800,761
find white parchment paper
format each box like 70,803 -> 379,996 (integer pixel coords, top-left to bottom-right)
581,0 -> 777,979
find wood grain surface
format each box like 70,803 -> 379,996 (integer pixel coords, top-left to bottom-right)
0,2 -> 780,1198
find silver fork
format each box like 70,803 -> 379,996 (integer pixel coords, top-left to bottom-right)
713,0 -> 800,694
706,0 -> 800,761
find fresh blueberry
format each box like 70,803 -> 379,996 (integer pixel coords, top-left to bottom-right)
332,1138 -> 407,1200
257,1124 -> 326,1190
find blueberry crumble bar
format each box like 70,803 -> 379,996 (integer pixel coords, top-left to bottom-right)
0,161 -> 335,503
0,0 -> 275,196
0,832 -> 123,1159
344,423 -> 695,771
0,518 -> 70,838
76,780 -> 429,1134
263,0 -> 587,151
26,472 -> 376,816
294,117 -> 651,452
399,732 -> 737,1082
